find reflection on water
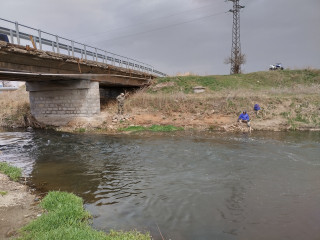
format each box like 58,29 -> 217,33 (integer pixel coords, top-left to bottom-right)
0,129 -> 320,240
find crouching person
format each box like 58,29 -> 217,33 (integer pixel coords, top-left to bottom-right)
238,110 -> 252,132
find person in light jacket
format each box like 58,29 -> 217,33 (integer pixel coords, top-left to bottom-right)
116,93 -> 125,115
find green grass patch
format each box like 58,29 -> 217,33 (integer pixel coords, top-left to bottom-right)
280,112 -> 291,119
120,125 -> 183,132
295,113 -> 309,123
152,69 -> 320,93
0,191 -> 8,196
75,128 -> 86,133
0,162 -> 22,181
148,125 -> 183,132
17,191 -> 151,240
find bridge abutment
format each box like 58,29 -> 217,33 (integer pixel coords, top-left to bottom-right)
26,80 -> 100,126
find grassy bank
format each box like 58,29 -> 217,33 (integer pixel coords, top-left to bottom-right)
152,69 -> 320,93
0,163 -> 150,239
0,162 -> 22,181
17,191 -> 151,240
118,69 -> 320,131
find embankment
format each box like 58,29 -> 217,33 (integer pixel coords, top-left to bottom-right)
1,69 -> 320,132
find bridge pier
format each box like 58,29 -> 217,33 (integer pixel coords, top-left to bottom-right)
26,80 -> 100,126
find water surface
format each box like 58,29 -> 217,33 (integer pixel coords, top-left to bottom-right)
0,129 -> 319,240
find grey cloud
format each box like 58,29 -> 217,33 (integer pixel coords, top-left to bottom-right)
0,0 -> 319,75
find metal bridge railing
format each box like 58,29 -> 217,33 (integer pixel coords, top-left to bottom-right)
0,18 -> 167,77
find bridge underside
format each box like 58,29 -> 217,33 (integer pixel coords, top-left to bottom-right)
0,42 -> 155,126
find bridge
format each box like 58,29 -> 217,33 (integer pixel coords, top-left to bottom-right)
0,18 -> 166,126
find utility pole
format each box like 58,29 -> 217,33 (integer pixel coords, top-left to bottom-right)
227,0 -> 245,74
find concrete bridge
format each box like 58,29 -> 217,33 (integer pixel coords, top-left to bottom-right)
0,18 -> 166,126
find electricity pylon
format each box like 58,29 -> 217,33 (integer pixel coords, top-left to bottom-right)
227,0 -> 245,74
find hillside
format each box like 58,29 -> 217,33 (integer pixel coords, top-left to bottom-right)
152,69 -> 320,93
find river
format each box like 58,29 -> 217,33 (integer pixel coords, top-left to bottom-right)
0,129 -> 319,240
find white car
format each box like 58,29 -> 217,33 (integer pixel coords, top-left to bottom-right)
269,63 -> 284,70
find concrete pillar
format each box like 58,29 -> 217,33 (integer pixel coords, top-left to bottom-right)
26,80 -> 100,126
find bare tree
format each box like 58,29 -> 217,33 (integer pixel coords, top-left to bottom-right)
224,53 -> 246,74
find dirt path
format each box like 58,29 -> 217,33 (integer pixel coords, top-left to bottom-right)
0,174 -> 41,239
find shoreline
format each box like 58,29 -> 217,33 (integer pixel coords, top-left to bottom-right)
0,173 -> 152,240
0,173 -> 42,239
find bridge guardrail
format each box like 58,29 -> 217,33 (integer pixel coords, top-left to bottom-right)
0,18 -> 167,77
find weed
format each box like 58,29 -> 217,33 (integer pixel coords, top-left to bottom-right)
280,112 -> 291,118
119,126 -> 146,132
208,125 -> 218,131
0,162 -> 22,181
148,125 -> 183,132
76,128 -> 86,133
287,118 -> 297,131
295,113 -> 309,123
0,191 -> 8,196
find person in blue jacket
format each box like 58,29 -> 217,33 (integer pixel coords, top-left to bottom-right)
254,104 -> 261,117
238,110 -> 251,128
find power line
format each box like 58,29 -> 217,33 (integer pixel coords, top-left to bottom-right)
76,2 -> 219,40
92,11 -> 226,43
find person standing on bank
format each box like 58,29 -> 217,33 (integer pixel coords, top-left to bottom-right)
238,110 -> 252,131
116,93 -> 125,115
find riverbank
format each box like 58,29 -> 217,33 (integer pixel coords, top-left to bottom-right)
0,163 -> 151,239
1,69 -> 319,132
0,163 -> 41,239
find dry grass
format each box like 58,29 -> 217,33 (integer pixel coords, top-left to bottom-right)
121,87 -> 320,129
0,85 -> 30,127
126,91 -> 214,115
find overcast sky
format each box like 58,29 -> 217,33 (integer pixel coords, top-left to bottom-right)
1,0 -> 319,75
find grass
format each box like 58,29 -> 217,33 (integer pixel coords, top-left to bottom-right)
1,69 -> 320,131
0,162 -> 22,181
120,126 -> 146,132
17,191 -> 151,240
0,191 -> 8,196
152,69 -> 320,94
123,70 -> 320,117
0,85 -> 30,127
75,128 -> 86,133
120,125 -> 184,132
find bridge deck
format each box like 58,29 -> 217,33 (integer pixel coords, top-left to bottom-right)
0,71 -> 150,87
0,41 -> 155,87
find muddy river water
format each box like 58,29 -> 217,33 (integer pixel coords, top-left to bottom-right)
0,129 -> 319,240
